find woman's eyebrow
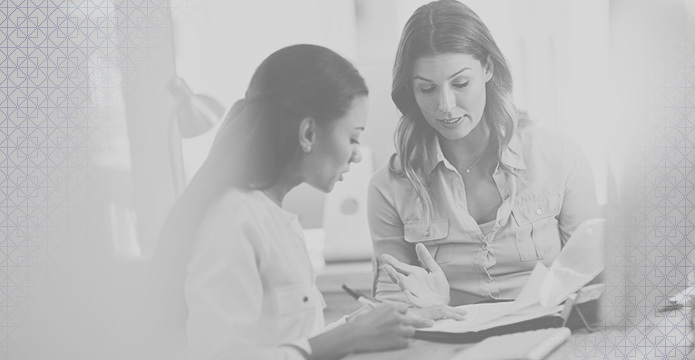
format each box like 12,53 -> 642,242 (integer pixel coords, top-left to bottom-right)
413,67 -> 471,82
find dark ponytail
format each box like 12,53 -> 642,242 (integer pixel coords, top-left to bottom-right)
148,45 -> 368,349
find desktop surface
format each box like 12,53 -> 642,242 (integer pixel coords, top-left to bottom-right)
343,305 -> 695,360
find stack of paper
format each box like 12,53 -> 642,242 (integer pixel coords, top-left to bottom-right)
419,263 -> 562,334
418,218 -> 605,335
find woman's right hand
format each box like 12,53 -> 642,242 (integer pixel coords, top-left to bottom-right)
346,303 -> 432,353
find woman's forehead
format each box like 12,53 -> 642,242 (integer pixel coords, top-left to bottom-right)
412,53 -> 482,80
333,96 -> 368,130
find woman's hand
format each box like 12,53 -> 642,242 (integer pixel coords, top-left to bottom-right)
407,305 -> 467,321
381,243 -> 451,307
309,303 -> 432,359
346,303 -> 433,353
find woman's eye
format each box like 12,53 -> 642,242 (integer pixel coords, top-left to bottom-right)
418,85 -> 436,94
453,81 -> 469,89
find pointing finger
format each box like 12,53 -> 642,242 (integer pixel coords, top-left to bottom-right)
381,254 -> 421,275
415,243 -> 442,274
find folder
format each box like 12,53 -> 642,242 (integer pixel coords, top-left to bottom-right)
414,270 -> 604,343
414,263 -> 565,343
413,219 -> 606,343
414,314 -> 564,344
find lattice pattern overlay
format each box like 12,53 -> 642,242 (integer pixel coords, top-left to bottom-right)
1,1 -> 173,359
549,1 -> 695,359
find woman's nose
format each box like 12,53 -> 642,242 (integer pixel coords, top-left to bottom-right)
350,146 -> 362,164
437,88 -> 455,113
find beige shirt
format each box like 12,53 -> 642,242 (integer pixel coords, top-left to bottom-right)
368,125 -> 600,306
185,189 -> 326,360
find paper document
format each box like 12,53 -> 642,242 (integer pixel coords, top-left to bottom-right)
420,262 -> 559,333
418,218 -> 606,334
539,218 -> 605,308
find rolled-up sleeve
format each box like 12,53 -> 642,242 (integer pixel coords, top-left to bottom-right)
367,170 -> 414,303
558,135 -> 601,245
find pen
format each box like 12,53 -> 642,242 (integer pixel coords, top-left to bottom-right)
342,284 -> 378,308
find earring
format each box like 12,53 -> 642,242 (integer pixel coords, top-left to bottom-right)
303,145 -> 311,153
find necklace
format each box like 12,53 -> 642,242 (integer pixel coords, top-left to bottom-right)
461,140 -> 493,173
462,150 -> 489,173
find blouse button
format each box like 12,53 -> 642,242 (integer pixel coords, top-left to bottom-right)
498,219 -> 505,226
424,229 -> 430,237
536,208 -> 543,215
503,194 -> 510,200
303,296 -> 309,303
482,244 -> 488,250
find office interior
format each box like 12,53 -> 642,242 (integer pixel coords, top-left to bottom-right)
3,0 -> 694,358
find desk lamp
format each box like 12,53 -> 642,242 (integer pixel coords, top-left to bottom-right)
167,77 -> 224,196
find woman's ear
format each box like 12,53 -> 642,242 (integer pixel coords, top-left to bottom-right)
484,56 -> 494,83
298,117 -> 316,153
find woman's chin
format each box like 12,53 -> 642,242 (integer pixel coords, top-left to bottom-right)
438,128 -> 474,141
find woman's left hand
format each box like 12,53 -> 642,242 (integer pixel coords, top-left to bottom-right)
381,243 -> 452,308
407,305 -> 467,322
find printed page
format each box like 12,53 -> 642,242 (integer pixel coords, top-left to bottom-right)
420,302 -> 514,332
418,263 -> 558,333
418,302 -> 563,333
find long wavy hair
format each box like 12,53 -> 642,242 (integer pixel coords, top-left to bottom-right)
391,0 -> 529,222
148,44 -> 367,352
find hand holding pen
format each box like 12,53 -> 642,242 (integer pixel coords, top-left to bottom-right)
342,284 -> 378,308
342,284 -> 434,328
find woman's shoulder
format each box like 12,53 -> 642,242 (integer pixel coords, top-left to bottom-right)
513,124 -> 588,171
370,154 -> 409,190
202,189 -> 267,225
514,124 -> 579,152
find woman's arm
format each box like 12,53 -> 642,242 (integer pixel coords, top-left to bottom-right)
308,303 -> 430,360
367,173 -> 416,303
186,200 -> 429,360
558,136 -> 602,244
185,208 -> 300,360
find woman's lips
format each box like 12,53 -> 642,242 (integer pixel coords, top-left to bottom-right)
438,115 -> 466,126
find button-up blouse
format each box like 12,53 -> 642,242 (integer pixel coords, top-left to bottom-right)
185,190 -> 327,360
368,125 -> 600,306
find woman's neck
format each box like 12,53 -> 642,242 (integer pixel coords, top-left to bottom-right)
439,119 -> 492,169
262,167 -> 302,207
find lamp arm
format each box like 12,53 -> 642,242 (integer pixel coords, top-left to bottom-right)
168,112 -> 186,197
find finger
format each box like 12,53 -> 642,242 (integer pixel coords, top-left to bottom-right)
383,264 -> 407,290
454,307 -> 468,317
442,308 -> 466,321
403,314 -> 434,328
415,243 -> 443,273
387,302 -> 410,314
400,325 -> 416,338
431,306 -> 467,321
403,289 -> 422,307
386,266 -> 413,292
381,254 -> 421,275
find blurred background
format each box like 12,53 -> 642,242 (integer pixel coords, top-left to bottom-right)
2,0 -> 694,358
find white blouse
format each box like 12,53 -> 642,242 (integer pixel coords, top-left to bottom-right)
185,189 -> 329,360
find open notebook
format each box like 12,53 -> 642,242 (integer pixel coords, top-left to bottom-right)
417,262 -> 563,336
415,219 -> 605,342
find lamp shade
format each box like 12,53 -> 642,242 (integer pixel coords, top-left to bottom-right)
167,77 -> 224,138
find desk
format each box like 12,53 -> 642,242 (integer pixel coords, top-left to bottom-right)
344,306 -> 695,359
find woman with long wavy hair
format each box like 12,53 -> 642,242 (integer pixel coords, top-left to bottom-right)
369,0 -> 600,307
